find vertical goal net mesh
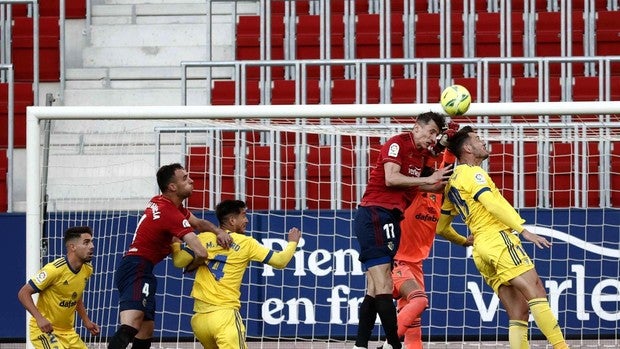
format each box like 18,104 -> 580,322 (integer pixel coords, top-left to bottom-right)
28,105 -> 620,348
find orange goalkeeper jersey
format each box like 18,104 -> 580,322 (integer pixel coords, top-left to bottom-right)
394,191 -> 443,263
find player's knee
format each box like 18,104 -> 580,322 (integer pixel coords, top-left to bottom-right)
107,324 -> 139,349
407,289 -> 428,309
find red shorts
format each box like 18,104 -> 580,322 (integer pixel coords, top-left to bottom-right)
392,260 -> 425,310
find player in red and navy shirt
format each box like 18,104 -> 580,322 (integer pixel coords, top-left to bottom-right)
108,163 -> 232,349
352,112 -> 452,349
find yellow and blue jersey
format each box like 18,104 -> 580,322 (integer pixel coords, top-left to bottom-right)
441,164 -> 525,237
28,258 -> 93,331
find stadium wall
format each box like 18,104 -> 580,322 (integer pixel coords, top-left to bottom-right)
4,209 -> 619,340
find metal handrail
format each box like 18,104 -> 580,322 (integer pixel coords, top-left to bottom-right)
0,64 -> 13,212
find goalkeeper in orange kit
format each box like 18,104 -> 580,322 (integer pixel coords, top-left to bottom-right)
391,123 -> 473,349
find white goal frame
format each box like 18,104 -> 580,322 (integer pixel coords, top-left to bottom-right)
25,101 -> 620,347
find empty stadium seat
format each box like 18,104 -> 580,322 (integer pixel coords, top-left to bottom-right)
296,14 -> 346,78
186,146 -> 236,209
245,145 -> 296,210
10,0 -> 86,18
535,11 -> 585,75
11,16 -> 60,82
475,12 -> 525,76
611,142 -> 620,206
236,15 -> 285,79
305,145 -> 356,209
0,82 -> 33,148
487,142 -> 538,207
211,80 -> 261,105
511,76 -> 561,103
452,77 -> 501,102
413,13 -> 464,77
595,10 -> 620,56
271,79 -> 321,104
330,79 -> 380,104
390,78 -> 417,103
572,76 -> 603,101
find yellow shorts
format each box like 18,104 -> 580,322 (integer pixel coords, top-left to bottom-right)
29,324 -> 87,349
473,230 -> 535,293
191,308 -> 247,349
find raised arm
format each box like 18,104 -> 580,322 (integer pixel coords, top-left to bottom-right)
264,228 -> 301,269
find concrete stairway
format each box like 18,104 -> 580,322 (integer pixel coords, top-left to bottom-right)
63,0 -> 257,106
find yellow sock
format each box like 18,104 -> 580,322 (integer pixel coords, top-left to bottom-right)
528,298 -> 568,348
508,320 -> 529,349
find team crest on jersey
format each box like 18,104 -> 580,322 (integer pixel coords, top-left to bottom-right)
388,143 -> 400,157
72,292 -> 78,299
387,241 -> 395,251
474,173 -> 486,184
35,271 -> 47,283
182,219 -> 191,228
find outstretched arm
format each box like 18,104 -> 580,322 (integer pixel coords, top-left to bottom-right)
477,191 -> 525,233
264,228 -> 301,269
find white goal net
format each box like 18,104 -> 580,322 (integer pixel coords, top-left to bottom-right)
26,102 -> 620,348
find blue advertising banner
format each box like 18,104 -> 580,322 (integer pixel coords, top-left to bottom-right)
5,208 -> 619,340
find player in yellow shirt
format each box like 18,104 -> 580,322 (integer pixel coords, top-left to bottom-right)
18,226 -> 100,349
436,126 -> 569,349
172,199 -> 301,349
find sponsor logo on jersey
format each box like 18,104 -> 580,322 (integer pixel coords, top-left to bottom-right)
182,219 -> 191,228
415,213 -> 438,222
408,166 -> 421,177
59,300 -> 77,308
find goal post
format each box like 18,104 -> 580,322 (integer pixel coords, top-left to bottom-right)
25,102 -> 620,347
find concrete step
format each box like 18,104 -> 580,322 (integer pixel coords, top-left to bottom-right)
67,66 -> 233,81
62,87 -> 212,106
90,23 -> 210,47
83,46 -> 206,67
92,2 -> 257,19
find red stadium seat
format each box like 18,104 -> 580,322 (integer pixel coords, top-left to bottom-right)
572,76 -> 603,101
611,142 -> 620,206
391,78 -> 417,103
475,12 -> 525,76
296,14 -> 345,78
0,82 -> 33,148
595,10 -> 620,56
236,15 -> 285,79
535,11 -> 585,75
245,145 -> 296,210
211,80 -> 261,105
186,146 -> 236,209
11,17 -> 60,82
487,142 -> 538,206
306,145 -> 356,209
330,79 -> 381,104
270,79 -> 320,104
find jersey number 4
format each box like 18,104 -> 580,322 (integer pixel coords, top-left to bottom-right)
207,255 -> 228,281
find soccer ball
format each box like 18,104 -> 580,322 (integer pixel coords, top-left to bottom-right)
440,84 -> 471,116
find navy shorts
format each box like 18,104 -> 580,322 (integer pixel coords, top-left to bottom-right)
115,255 -> 157,321
353,205 -> 403,268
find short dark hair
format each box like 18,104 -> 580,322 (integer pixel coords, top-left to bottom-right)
64,226 -> 92,245
215,200 -> 247,225
416,111 -> 446,131
157,163 -> 184,193
447,125 -> 475,159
